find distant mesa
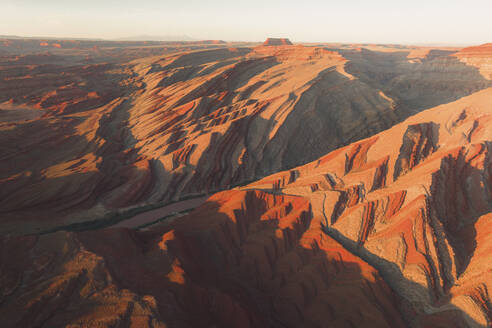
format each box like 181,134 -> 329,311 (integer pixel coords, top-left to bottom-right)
263,38 -> 293,46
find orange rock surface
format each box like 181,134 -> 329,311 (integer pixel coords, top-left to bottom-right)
1,41 -> 490,234
1,39 -> 492,327
2,87 -> 492,327
245,87 -> 492,327
454,43 -> 492,80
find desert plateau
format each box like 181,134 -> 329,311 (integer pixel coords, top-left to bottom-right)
1,23 -> 492,328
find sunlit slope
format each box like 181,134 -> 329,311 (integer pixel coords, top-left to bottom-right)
1,44 -> 490,233
2,88 -> 492,327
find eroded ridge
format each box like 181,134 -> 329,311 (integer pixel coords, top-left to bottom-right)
1,41 -> 492,327
240,88 -> 492,327
2,42 -> 491,234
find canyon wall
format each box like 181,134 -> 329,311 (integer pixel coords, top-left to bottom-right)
2,87 -> 492,327
0,43 -> 490,236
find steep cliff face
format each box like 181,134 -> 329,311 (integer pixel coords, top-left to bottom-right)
128,46 -> 401,202
246,88 -> 492,327
339,47 -> 491,118
263,38 -> 293,46
1,44 -> 490,234
2,88 -> 492,327
0,190 -> 407,328
454,43 -> 492,80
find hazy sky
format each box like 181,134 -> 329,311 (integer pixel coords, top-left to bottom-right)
2,0 -> 491,44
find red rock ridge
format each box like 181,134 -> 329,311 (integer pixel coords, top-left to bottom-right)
454,43 -> 492,80
263,38 -> 293,46
1,87 -> 491,326
1,42 -> 490,238
246,87 -> 492,327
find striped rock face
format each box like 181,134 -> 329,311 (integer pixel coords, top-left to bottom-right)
1,43 -> 490,234
1,41 -> 492,327
2,89 -> 492,327
263,38 -> 294,46
454,43 -> 492,80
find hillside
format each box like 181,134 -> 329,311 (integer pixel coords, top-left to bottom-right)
1,42 -> 491,234
2,87 -> 491,327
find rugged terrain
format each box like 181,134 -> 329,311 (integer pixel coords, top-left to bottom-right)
263,38 -> 294,46
1,41 -> 490,234
454,43 -> 492,80
0,39 -> 491,327
1,85 -> 492,328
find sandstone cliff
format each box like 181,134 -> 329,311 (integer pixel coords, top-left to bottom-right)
0,43 -> 490,235
263,38 -> 293,46
2,88 -> 491,327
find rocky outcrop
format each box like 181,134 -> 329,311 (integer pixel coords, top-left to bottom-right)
0,190 -> 407,327
263,38 -> 293,46
2,88 -> 492,327
454,43 -> 492,80
245,88 -> 492,327
393,122 -> 439,180
0,231 -> 168,327
340,47 -> 492,119
0,42 -> 490,237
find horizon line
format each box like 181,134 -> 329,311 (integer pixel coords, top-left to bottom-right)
0,34 -> 484,48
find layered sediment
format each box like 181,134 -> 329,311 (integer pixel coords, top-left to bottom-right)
2,88 -> 492,327
263,38 -> 293,46
2,43 -> 490,233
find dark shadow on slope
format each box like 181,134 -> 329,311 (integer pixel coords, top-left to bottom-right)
173,56 -> 280,108
258,68 -> 399,174
2,187 -> 488,326
75,193 -> 409,328
393,122 -> 440,180
162,47 -> 252,71
430,143 -> 492,277
0,116 -> 107,234
336,48 -> 492,119
321,222 -> 485,328
0,63 -> 151,234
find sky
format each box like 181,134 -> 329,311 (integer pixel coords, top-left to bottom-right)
1,0 -> 491,45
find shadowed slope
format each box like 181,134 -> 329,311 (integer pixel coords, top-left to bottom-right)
454,43 -> 492,80
245,87 -> 492,327
1,44 -> 490,234
3,89 -> 492,327
339,47 -> 491,118
1,82 -> 492,328
263,38 -> 293,46
0,190 -> 407,328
